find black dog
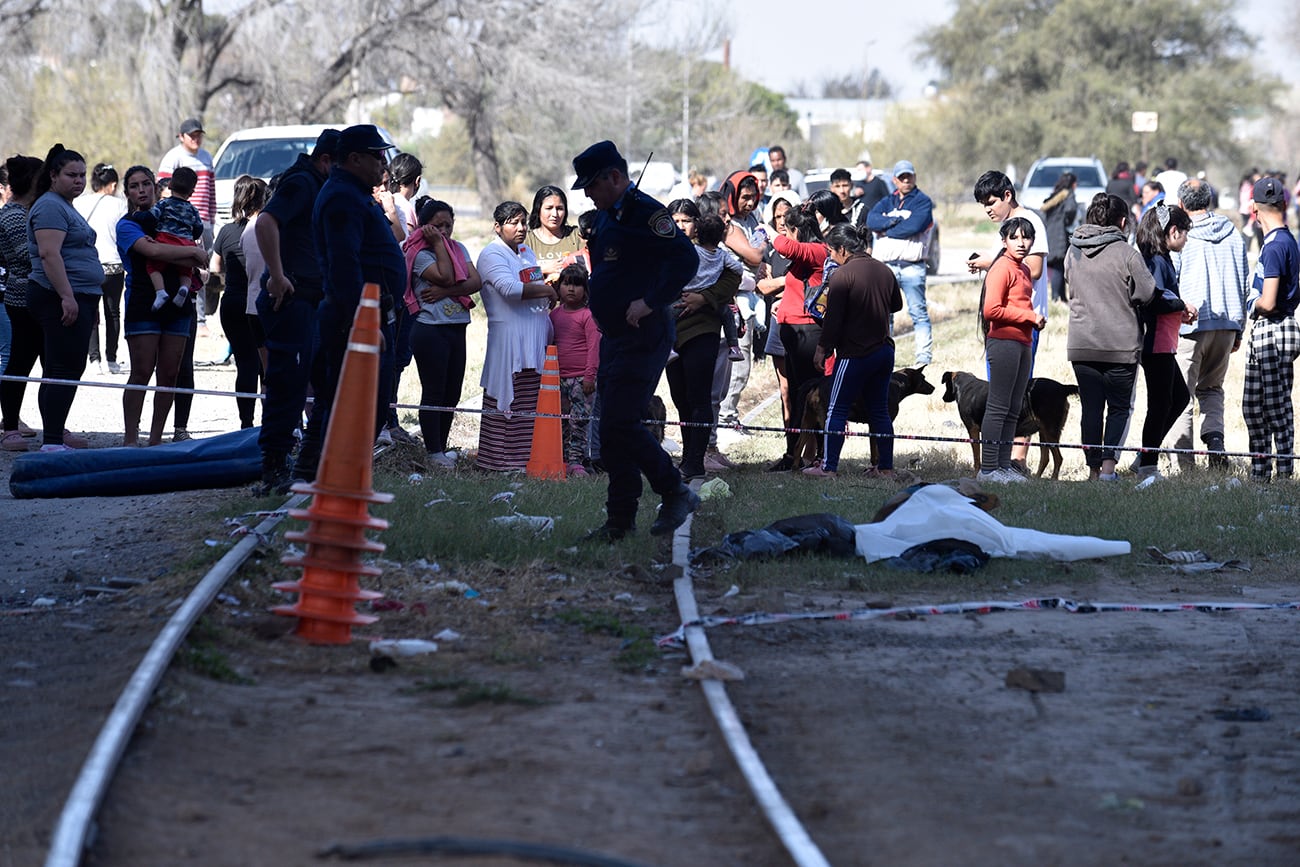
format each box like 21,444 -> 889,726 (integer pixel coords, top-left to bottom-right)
643,395 -> 667,444
940,371 -> 1078,479
796,366 -> 935,467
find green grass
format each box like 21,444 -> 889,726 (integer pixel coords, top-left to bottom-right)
362,453 -> 1297,603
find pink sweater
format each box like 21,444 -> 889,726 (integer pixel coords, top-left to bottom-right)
549,305 -> 600,381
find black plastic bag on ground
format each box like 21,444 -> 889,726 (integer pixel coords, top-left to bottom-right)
694,513 -> 858,562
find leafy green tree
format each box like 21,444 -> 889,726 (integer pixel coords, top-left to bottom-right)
916,0 -> 1272,178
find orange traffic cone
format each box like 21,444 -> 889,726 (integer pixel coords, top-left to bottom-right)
526,343 -> 566,480
273,282 -> 393,644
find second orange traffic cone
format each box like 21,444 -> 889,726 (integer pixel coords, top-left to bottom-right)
526,344 -> 566,480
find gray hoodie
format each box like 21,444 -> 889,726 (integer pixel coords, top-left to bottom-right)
1064,224 -> 1156,363
1175,212 -> 1248,334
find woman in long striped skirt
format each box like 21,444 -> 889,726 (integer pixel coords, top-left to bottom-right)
475,201 -> 557,471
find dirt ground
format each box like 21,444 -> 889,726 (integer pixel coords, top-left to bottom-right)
5,314 -> 1300,867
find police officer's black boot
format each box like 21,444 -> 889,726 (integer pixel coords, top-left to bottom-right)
651,485 -> 700,536
256,451 -> 291,496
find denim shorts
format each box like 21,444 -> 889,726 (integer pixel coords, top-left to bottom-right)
124,314 -> 192,338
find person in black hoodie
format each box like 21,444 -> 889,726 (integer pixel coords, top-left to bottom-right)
1134,203 -> 1197,480
1041,172 -> 1077,303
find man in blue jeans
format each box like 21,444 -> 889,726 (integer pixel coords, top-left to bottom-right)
867,159 -> 936,366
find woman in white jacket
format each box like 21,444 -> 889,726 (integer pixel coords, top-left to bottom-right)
475,200 -> 557,471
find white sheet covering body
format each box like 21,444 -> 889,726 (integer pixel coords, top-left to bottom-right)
854,485 -> 1130,562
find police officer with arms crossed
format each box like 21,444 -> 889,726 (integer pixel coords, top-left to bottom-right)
573,141 -> 700,541
296,124 -> 405,483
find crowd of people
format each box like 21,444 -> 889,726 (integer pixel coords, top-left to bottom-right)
1,127 -> 1297,502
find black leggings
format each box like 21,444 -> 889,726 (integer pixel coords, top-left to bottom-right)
665,331 -> 719,474
1139,352 -> 1189,467
1,303 -> 44,431
779,321 -> 823,454
409,321 -> 467,453
88,269 -> 124,364
29,288 -> 97,443
1073,360 -> 1137,469
173,308 -> 197,431
220,291 -> 263,428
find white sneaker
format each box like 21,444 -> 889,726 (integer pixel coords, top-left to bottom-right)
428,451 -> 456,469
976,468 -> 1026,484
442,449 -> 459,460
375,428 -> 393,446
40,444 -> 74,453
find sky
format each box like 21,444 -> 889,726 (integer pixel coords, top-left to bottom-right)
708,0 -> 1297,100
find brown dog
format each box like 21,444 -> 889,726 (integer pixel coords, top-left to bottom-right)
795,366 -> 935,468
940,371 -> 1078,479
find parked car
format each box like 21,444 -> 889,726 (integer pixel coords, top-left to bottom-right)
804,166 -> 941,276
211,124 -> 396,232
1018,157 -> 1107,211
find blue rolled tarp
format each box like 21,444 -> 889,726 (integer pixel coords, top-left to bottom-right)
8,427 -> 262,499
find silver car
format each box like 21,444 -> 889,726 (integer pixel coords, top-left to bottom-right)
1018,157 -> 1107,211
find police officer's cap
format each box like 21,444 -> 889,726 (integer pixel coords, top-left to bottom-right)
337,124 -> 389,159
572,140 -> 628,190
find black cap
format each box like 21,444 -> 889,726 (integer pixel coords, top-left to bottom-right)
571,140 -> 628,190
179,117 -> 204,135
337,124 -> 389,159
1254,176 -> 1287,207
311,128 -> 342,158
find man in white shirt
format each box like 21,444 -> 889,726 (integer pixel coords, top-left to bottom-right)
158,117 -> 217,330
968,170 -> 1051,472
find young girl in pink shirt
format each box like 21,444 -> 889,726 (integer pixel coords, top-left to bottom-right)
548,264 -> 600,476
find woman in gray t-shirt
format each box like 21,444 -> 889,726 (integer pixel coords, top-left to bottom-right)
26,145 -> 102,451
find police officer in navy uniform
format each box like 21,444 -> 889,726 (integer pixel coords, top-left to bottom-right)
295,124 -> 405,482
573,140 -> 701,540
255,127 -> 339,493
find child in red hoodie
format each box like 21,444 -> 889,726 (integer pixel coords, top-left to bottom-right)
978,217 -> 1047,483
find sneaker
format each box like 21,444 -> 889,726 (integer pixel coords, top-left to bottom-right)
679,463 -> 706,482
766,454 -> 797,473
387,425 -> 419,445
802,463 -> 837,478
1097,472 -> 1120,482
567,463 -> 589,477
62,430 -> 90,449
40,444 -> 74,453
651,486 -> 700,536
18,422 -> 37,438
428,451 -> 456,469
703,448 -> 736,471
2,431 -> 31,452
976,468 -> 1026,484
443,449 -> 460,461
172,429 -> 192,443
375,428 -> 393,446
106,361 -> 123,375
